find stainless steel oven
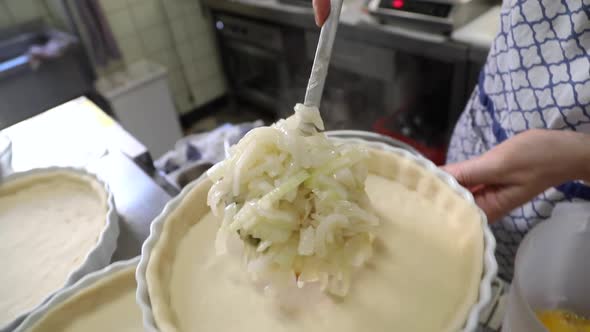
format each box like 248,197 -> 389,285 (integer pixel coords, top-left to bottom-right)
367,0 -> 490,34
211,11 -> 468,164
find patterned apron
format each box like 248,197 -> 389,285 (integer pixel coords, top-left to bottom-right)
446,0 -> 590,280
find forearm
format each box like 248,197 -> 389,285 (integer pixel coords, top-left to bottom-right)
504,129 -> 590,185
444,129 -> 589,221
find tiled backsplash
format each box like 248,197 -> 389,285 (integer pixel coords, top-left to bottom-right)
0,0 -> 60,28
103,0 -> 227,113
0,0 -> 227,114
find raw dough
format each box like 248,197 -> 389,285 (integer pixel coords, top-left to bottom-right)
0,172 -> 107,326
167,174 -> 482,332
28,265 -> 142,332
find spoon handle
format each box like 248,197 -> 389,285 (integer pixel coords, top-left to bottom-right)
303,0 -> 344,109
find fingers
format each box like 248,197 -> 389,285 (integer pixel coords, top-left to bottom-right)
313,0 -> 331,26
472,186 -> 508,223
442,156 -> 501,188
473,184 -> 539,223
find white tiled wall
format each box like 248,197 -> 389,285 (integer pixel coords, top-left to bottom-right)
100,0 -> 227,114
0,0 -> 227,115
1,0 -> 42,24
0,0 -> 59,28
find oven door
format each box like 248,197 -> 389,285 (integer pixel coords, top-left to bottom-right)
215,15 -> 288,114
223,40 -> 287,110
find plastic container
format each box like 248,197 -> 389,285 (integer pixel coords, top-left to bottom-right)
503,202 -> 590,332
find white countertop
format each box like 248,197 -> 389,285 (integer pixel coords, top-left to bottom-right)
1,97 -> 147,171
452,5 -> 501,50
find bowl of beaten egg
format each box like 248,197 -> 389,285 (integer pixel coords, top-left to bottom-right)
137,136 -> 497,332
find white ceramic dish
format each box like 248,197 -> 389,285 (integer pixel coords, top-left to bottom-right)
136,137 -> 497,332
13,257 -> 139,332
1,167 -> 119,332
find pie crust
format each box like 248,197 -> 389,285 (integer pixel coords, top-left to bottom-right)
0,168 -> 118,329
144,148 -> 489,332
18,259 -> 141,332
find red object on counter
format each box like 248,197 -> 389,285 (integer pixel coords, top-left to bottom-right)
392,0 -> 404,9
373,117 -> 447,165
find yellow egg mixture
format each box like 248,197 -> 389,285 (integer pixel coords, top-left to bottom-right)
538,310 -> 590,332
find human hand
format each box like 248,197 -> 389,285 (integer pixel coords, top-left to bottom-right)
443,129 -> 590,223
313,0 -> 331,26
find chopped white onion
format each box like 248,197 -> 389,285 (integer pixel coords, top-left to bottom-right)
207,103 -> 379,296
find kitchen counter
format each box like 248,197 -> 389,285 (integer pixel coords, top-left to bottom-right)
0,21 -> 94,129
1,97 -> 149,171
87,150 -> 172,260
204,0 -> 473,62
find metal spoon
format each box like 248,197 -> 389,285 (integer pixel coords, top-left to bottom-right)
300,0 -> 344,134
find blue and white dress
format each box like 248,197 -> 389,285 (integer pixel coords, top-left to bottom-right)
446,0 -> 590,280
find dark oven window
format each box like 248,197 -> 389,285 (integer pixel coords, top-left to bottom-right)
223,40 -> 285,111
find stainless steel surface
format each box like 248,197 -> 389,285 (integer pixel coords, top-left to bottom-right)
304,31 -> 395,82
0,26 -> 46,78
367,0 -> 490,34
87,150 -> 172,261
216,14 -> 284,51
277,0 -> 312,6
206,0 -> 484,144
413,0 -> 475,4
205,0 -> 478,134
0,55 -> 28,78
215,14 -> 289,114
304,0 -> 344,109
1,97 -> 151,171
0,21 -> 94,129
203,0 -> 471,62
0,21 -> 43,75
